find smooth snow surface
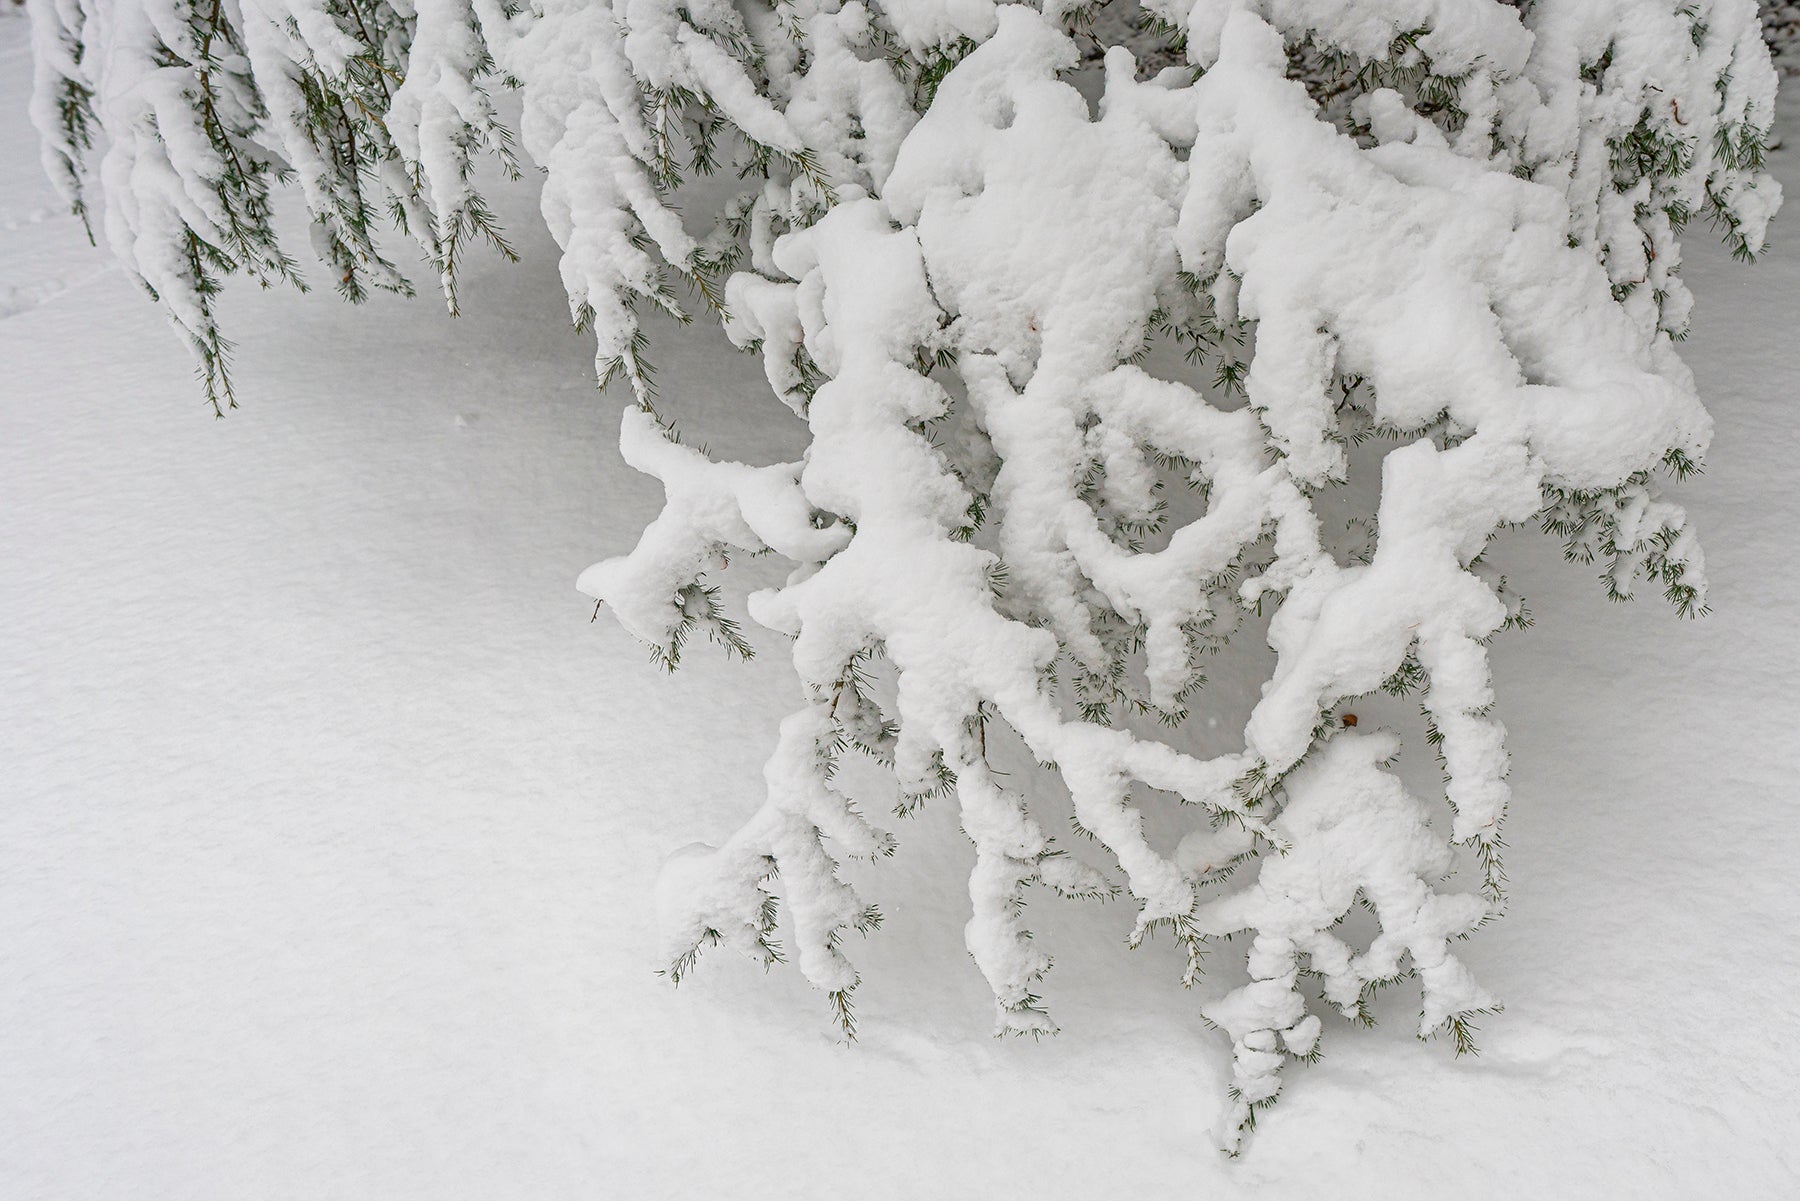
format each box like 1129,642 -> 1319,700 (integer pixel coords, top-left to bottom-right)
3,21 -> 1798,1198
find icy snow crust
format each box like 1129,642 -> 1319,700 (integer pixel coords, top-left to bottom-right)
22,0 -> 1784,1154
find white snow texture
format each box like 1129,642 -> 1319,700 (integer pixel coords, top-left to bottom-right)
15,0 -> 1792,1163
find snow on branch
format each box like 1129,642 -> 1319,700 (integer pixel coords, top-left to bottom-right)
31,0 -> 1783,1153
575,5 -> 1772,1149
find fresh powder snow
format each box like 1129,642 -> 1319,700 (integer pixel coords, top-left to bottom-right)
3,5 -> 1799,1197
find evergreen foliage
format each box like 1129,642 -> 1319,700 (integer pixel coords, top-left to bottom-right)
1767,1 -> 1800,72
29,0 -> 1783,1151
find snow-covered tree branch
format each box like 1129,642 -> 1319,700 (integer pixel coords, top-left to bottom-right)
30,0 -> 1782,1151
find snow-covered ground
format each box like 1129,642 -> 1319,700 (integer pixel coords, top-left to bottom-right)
3,19 -> 1798,1198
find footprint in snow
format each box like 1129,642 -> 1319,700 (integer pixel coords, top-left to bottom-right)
0,205 -> 59,233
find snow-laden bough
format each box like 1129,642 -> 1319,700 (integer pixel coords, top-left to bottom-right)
578,6 -> 1771,1150
31,0 -> 1781,1153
